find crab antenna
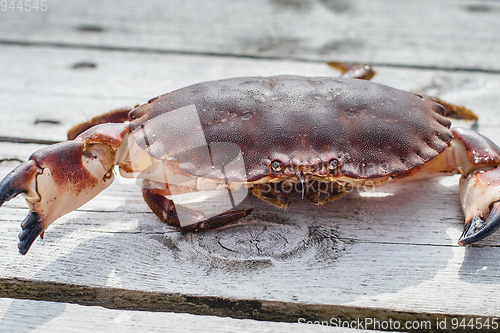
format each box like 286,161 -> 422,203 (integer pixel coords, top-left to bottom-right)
288,166 -> 306,199
304,166 -> 319,186
289,166 -> 319,199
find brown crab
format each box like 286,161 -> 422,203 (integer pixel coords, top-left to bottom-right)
1,63 -> 500,255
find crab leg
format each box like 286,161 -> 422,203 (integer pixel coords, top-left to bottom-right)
142,184 -> 253,232
67,107 -> 132,140
327,62 -> 376,80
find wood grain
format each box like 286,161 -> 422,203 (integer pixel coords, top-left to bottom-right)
1,0 -> 500,71
1,44 -> 499,143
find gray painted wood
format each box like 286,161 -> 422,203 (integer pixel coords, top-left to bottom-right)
1,0 -> 500,71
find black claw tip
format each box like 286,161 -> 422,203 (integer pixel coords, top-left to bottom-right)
0,160 -> 38,208
244,208 -> 254,217
18,212 -> 44,255
458,209 -> 500,246
0,175 -> 26,208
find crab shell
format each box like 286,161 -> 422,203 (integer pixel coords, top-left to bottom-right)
129,76 -> 452,183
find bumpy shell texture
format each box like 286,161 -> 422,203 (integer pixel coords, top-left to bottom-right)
129,76 -> 452,182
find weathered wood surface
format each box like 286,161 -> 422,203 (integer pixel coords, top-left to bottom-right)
1,139 -> 500,309
1,298 -> 375,333
1,0 -> 500,71
1,0 -> 500,331
1,44 -> 500,143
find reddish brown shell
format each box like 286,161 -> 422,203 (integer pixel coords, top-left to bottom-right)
129,76 -> 452,182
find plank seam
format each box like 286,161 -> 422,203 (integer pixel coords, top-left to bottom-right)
1,39 -> 500,74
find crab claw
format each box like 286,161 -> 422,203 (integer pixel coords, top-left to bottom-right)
458,167 -> 500,245
0,139 -> 117,254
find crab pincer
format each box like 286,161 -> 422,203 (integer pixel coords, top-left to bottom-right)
458,165 -> 500,245
0,129 -> 123,254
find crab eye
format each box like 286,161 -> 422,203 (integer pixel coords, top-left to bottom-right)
327,159 -> 339,173
271,160 -> 284,173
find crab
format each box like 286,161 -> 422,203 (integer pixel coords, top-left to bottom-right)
1,63 -> 500,255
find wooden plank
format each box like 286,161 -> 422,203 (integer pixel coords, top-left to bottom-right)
0,44 -> 340,142
1,141 -> 499,323
1,0 -> 500,325
1,40 -> 500,321
1,298 -> 375,333
1,44 -> 500,143
1,0 -> 500,71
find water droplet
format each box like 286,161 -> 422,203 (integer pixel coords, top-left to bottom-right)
346,109 -> 356,118
242,112 -> 253,120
